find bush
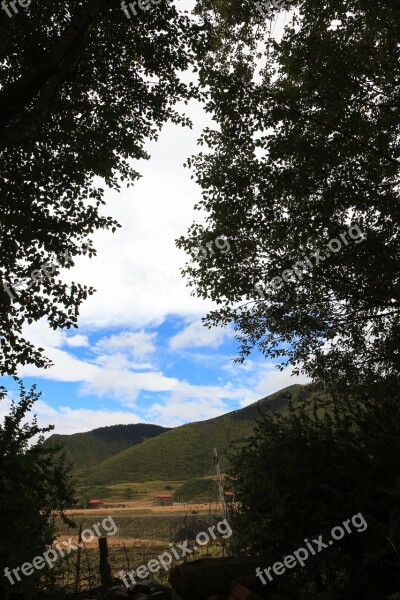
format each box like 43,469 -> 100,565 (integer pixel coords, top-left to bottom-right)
173,478 -> 218,502
0,381 -> 76,599
227,389 -> 400,599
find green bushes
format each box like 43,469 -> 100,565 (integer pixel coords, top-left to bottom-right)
173,478 -> 219,503
0,382 -> 75,599
227,390 -> 400,599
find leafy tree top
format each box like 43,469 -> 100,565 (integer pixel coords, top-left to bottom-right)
0,0 -> 207,374
178,0 -> 400,390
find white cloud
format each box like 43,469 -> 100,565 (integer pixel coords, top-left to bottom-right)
60,101 -> 214,330
95,330 -> 157,360
16,325 -> 245,410
93,352 -> 153,371
237,362 -> 311,408
64,335 -> 89,348
19,345 -> 99,383
169,320 -> 229,350
16,316 -> 311,427
0,394 -> 144,437
80,369 -> 181,404
0,396 -> 13,423
26,401 -> 143,436
21,321 -> 89,351
145,397 -> 229,427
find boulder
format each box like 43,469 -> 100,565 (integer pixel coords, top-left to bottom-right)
107,586 -> 129,600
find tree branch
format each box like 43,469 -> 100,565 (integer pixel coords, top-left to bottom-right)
0,10 -> 16,59
0,0 -> 115,131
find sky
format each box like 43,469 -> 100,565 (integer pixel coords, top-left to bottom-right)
0,9 -> 309,436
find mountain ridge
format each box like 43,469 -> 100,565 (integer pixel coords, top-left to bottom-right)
44,422 -> 171,474
84,383 -> 312,485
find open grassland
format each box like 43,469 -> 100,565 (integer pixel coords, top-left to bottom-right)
65,501 -> 223,518
54,512 -> 229,591
59,514 -> 190,542
54,536 -> 228,591
76,477 -> 222,506
58,512 -> 224,542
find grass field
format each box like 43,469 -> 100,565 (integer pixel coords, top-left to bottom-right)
76,477 -> 223,507
55,536 -> 228,590
54,510 -> 230,591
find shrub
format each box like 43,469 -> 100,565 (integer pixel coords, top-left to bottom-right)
0,381 -> 75,599
227,390 -> 400,599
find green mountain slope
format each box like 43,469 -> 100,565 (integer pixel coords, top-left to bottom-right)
86,384 -> 312,485
44,423 -> 170,474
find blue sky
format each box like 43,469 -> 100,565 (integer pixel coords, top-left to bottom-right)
0,95 -> 309,435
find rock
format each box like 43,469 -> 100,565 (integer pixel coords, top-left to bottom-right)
126,579 -> 181,599
387,594 -> 400,600
107,585 -> 129,600
228,582 -> 262,600
128,582 -> 152,595
150,592 -> 172,600
108,577 -> 181,600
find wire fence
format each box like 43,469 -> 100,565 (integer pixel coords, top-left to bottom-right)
42,513 -> 229,598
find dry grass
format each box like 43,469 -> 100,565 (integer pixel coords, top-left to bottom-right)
65,500 -> 223,518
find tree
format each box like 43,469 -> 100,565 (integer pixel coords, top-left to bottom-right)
178,0 -> 400,391
0,0 -> 206,375
0,380 -> 75,599
125,486 -> 134,499
227,388 -> 400,598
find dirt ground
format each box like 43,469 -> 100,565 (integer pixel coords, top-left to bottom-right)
56,533 -> 166,548
65,500 -> 222,518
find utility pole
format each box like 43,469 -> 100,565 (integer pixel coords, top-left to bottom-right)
214,448 -> 226,519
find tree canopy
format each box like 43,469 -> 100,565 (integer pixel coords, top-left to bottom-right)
178,0 -> 400,391
0,0 -> 206,375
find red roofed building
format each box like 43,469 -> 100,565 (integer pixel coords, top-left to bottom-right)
88,499 -> 103,509
153,494 -> 173,506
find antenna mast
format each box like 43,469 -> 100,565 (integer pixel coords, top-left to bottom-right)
214,448 -> 227,519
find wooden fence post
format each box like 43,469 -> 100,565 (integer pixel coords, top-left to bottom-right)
74,523 -> 82,595
99,535 -> 112,588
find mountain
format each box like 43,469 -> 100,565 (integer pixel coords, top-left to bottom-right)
44,423 -> 170,474
85,384 -> 312,485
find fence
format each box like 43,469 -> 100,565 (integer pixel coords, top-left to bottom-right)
43,513 -> 229,597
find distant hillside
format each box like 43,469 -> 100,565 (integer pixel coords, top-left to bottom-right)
44,423 -> 170,474
173,478 -> 219,503
86,384 -> 313,485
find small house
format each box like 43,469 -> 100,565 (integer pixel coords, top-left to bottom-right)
153,494 -> 173,506
88,499 -> 103,509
